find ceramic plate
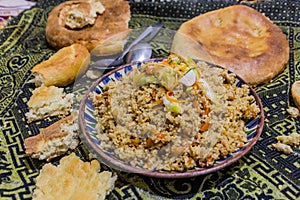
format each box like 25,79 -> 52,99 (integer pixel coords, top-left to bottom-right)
79,58 -> 264,178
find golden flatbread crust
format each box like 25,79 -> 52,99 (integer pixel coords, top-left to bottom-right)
24,112 -> 79,161
31,44 -> 90,87
172,5 -> 289,86
32,153 -> 117,200
46,0 -> 131,56
25,86 -> 74,123
27,86 -> 66,108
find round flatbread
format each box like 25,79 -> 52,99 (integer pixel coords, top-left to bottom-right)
171,5 -> 289,86
46,0 -> 131,56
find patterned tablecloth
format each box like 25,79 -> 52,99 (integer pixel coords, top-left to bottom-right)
0,0 -> 299,199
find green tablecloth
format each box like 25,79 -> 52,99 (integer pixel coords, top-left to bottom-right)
0,0 -> 299,199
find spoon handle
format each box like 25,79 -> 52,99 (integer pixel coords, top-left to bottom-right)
98,23 -> 164,70
144,22 -> 164,42
120,22 -> 163,59
108,23 -> 163,65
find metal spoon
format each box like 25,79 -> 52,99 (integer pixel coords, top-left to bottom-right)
125,42 -> 152,63
93,43 -> 152,68
93,22 -> 163,70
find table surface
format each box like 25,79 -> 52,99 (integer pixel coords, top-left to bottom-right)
0,0 -> 299,199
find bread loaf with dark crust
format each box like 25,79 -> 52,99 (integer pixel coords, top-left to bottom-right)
45,0 -> 131,56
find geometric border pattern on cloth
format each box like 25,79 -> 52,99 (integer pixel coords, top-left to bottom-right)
0,0 -> 299,199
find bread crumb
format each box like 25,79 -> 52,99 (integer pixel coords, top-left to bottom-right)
287,106 -> 300,118
272,142 -> 293,154
86,69 -> 102,79
277,132 -> 300,146
272,132 -> 300,154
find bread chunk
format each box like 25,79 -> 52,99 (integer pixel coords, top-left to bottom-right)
25,86 -> 74,123
272,132 -> 300,154
45,0 -> 131,56
287,106 -> 299,118
172,5 -> 289,86
291,81 -> 300,109
32,153 -> 117,200
25,112 -> 79,161
277,132 -> 300,146
272,142 -> 293,154
31,43 -> 90,87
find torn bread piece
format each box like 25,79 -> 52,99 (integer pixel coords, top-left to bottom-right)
291,81 -> 300,110
277,132 -> 300,146
65,0 -> 105,29
272,142 -> 294,154
25,112 -> 79,161
25,86 -> 74,123
272,132 -> 300,154
31,43 -> 90,87
32,153 -> 117,200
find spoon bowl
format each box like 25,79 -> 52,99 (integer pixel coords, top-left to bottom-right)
125,42 -> 152,63
94,43 -> 153,69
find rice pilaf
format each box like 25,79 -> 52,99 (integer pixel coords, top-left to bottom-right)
91,54 -> 260,171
